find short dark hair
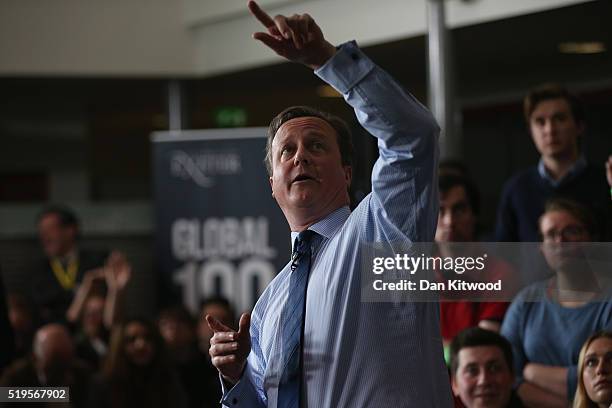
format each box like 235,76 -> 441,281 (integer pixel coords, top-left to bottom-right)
36,204 -> 79,228
540,197 -> 598,240
438,173 -> 480,215
450,327 -> 514,375
158,305 -> 195,327
524,83 -> 585,124
200,296 -> 235,321
265,106 -> 354,176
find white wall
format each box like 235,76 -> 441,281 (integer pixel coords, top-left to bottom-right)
0,0 -> 592,76
0,0 -> 195,76
189,0 -> 592,76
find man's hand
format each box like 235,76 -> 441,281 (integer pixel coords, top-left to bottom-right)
207,312 -> 251,385
248,0 -> 336,70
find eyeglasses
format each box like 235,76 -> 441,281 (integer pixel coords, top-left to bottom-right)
542,225 -> 588,242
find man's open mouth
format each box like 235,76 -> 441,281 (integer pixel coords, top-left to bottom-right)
292,174 -> 315,183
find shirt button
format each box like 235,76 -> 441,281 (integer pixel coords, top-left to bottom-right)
232,398 -> 238,405
351,53 -> 359,61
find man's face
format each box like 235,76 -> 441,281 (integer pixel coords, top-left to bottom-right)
539,210 -> 590,271
582,337 -> 612,406
269,117 -> 351,224
38,214 -> 77,258
529,98 -> 582,160
452,346 -> 514,408
435,185 -> 475,242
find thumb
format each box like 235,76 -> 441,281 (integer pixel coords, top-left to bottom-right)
237,313 -> 251,337
206,314 -> 232,333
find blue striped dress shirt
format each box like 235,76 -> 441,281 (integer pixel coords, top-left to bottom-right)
222,41 -> 452,408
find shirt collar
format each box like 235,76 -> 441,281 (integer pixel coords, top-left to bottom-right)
537,156 -> 587,187
290,206 -> 350,251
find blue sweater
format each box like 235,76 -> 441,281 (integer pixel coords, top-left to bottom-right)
501,281 -> 612,401
495,164 -> 611,242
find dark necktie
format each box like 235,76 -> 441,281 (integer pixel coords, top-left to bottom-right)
277,230 -> 317,408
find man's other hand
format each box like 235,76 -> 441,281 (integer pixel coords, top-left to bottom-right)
207,312 -> 251,385
248,0 -> 336,70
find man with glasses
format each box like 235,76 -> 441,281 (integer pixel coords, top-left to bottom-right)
500,198 -> 612,408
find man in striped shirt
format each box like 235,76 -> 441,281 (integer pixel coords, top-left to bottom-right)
207,1 -> 452,407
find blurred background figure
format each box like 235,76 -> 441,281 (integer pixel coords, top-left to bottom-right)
7,293 -> 35,360
0,323 -> 92,408
435,172 -> 512,349
67,250 -> 132,370
197,296 -> 235,356
158,305 -> 220,408
73,293 -> 108,370
501,198 -> 612,408
495,84 -> 611,242
30,205 -> 108,325
0,270 -> 15,375
88,318 -> 187,408
450,327 -> 523,408
574,331 -> 612,408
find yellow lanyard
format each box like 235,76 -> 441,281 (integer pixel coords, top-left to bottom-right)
50,257 -> 79,290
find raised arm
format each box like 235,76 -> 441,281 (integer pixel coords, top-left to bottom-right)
249,0 -> 439,241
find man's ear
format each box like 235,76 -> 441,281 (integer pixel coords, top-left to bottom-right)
344,165 -> 352,186
451,375 -> 459,397
269,176 -> 275,197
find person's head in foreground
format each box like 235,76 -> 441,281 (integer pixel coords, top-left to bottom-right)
524,83 -> 585,165
574,331 -> 612,408
450,327 -> 517,408
265,106 -> 354,230
436,173 -> 480,242
33,324 -> 75,385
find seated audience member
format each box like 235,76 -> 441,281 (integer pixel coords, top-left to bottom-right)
450,327 -> 524,408
0,323 -> 92,408
0,273 -> 15,374
495,84 -> 611,242
197,296 -> 235,355
7,293 -> 36,360
436,173 -> 512,346
88,318 -> 187,408
574,331 -> 612,408
158,306 -> 219,408
501,198 -> 612,407
73,294 -> 108,370
30,205 -> 108,324
68,252 -> 132,369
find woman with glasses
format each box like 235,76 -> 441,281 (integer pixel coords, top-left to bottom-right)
501,198 -> 612,408
574,331 -> 612,408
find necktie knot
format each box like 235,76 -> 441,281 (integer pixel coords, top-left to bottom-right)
292,230 -> 317,271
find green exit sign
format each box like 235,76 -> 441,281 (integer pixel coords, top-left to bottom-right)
214,107 -> 248,127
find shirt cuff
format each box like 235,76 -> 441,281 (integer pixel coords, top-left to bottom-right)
315,40 -> 375,95
220,367 -> 262,408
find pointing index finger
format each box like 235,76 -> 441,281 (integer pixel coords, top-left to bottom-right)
248,0 -> 275,29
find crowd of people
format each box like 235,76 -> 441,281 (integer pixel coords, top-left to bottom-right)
0,2 -> 611,406
0,205 -> 236,407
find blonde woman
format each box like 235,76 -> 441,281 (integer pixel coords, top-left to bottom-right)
574,331 -> 612,408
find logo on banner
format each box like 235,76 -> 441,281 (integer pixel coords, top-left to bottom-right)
170,150 -> 242,188
171,216 -> 277,312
